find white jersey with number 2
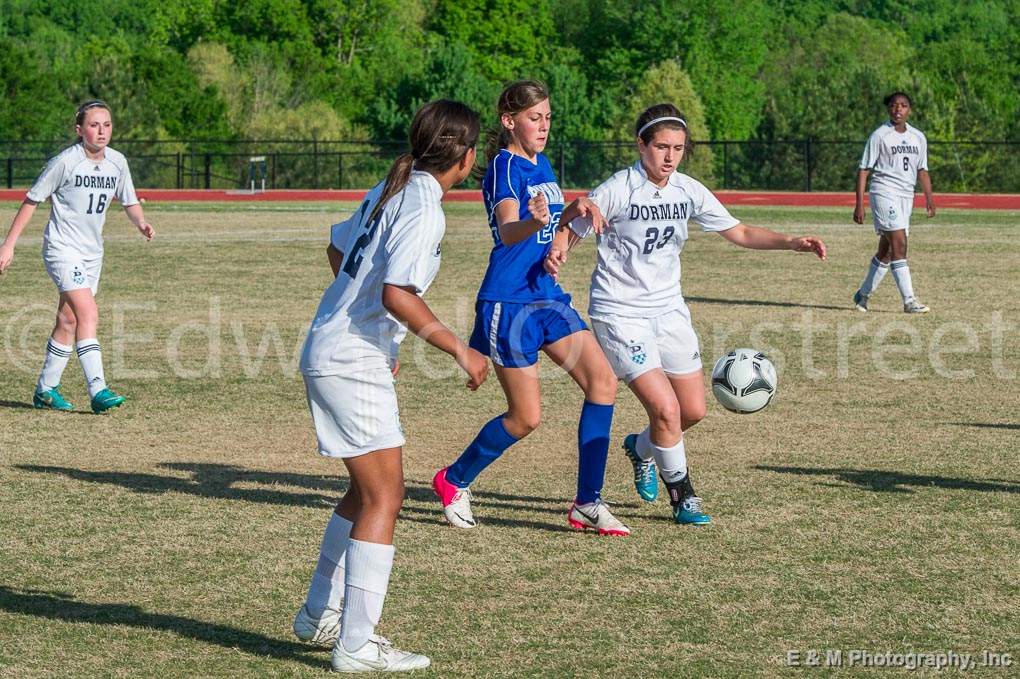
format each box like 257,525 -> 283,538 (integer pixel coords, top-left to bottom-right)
570,162 -> 738,318
300,170 -> 446,376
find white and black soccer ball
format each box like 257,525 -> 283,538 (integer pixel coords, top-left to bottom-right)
711,348 -> 778,414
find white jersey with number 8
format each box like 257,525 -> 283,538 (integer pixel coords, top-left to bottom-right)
859,121 -> 928,200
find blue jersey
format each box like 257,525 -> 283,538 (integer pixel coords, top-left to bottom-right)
477,150 -> 566,302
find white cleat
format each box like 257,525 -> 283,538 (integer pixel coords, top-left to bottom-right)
293,604 -> 342,647
903,299 -> 930,314
432,468 -> 477,528
331,635 -> 431,673
567,500 -> 631,536
444,488 -> 476,528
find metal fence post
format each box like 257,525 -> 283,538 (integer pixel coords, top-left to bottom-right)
6,157 -> 12,189
313,138 -> 319,189
338,153 -> 344,190
804,139 -> 812,192
176,152 -> 183,189
204,153 -> 211,189
722,142 -> 729,189
559,144 -> 566,187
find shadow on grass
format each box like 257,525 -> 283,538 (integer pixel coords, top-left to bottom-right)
0,399 -> 98,416
0,586 -> 322,668
15,463 -> 583,532
686,295 -> 850,312
756,465 -> 1019,494
951,422 -> 1020,431
0,399 -> 35,410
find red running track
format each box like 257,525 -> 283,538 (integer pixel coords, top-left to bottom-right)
1,188 -> 1018,209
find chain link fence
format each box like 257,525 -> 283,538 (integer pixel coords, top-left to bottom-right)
3,139 -> 1018,193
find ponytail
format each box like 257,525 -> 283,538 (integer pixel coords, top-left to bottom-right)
367,100 -> 481,227
367,153 -> 415,228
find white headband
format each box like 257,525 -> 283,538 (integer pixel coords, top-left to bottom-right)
638,116 -> 687,138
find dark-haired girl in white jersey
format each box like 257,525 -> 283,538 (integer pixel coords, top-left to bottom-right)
0,100 -> 154,413
547,104 -> 826,526
293,99 -> 489,672
853,91 -> 935,313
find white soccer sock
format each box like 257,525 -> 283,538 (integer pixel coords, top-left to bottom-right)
76,339 -> 107,398
859,256 -> 889,297
890,259 -> 915,302
634,428 -> 655,462
305,512 -> 353,616
37,338 -> 73,392
339,539 -> 394,652
650,437 -> 687,485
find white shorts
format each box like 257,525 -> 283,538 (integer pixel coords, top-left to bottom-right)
591,306 -> 703,384
44,256 -> 102,295
303,367 -> 405,459
870,193 -> 913,234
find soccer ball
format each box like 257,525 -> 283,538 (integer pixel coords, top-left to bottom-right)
711,349 -> 778,414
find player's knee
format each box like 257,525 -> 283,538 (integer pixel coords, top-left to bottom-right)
681,404 -> 706,431
56,308 -> 77,332
587,368 -> 617,403
362,487 -> 403,520
653,400 -> 683,437
506,410 -> 541,437
73,304 -> 98,329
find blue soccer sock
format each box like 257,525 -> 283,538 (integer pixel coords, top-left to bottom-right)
576,401 -> 614,505
446,415 -> 519,488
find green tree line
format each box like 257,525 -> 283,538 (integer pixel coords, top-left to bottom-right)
2,0 -> 1018,190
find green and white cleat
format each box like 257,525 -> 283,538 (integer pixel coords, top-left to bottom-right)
673,495 -> 711,526
90,387 -> 125,414
622,434 -> 658,502
33,385 -> 74,411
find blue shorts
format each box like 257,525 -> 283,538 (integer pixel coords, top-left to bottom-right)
469,296 -> 588,368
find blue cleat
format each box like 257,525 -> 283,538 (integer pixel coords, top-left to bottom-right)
673,495 -> 711,525
622,434 -> 658,502
33,385 -> 74,411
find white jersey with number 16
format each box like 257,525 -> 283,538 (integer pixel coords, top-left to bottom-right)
27,143 -> 139,259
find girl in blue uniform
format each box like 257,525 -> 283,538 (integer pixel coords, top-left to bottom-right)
432,80 -> 629,536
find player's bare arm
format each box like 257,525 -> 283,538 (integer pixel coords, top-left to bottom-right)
0,199 -> 40,273
123,203 -> 154,240
495,194 -> 550,245
720,223 -> 827,260
918,169 -> 936,217
854,169 -> 870,224
560,196 -> 605,234
326,243 -> 345,277
381,283 -> 489,390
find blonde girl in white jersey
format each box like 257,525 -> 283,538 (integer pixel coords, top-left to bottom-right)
0,100 -> 154,413
546,103 -> 826,526
853,91 -> 935,313
292,100 -> 489,673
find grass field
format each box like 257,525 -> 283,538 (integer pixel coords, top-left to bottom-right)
1,200 -> 1017,677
